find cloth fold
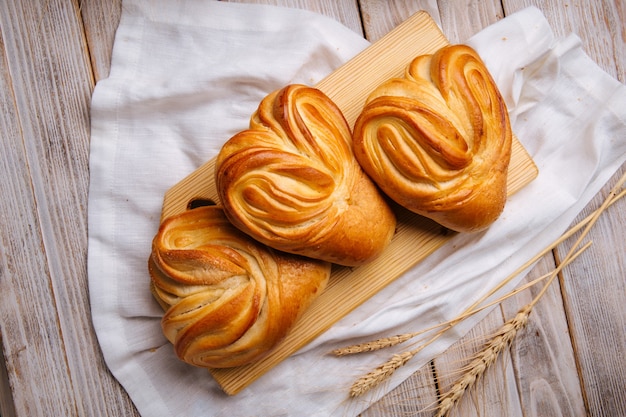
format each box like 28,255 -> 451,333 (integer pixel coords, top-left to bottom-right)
88,2 -> 626,416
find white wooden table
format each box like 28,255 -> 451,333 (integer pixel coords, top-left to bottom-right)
1,1 -> 624,416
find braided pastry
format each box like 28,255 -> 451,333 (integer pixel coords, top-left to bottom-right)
353,44 -> 512,232
149,205 -> 330,368
215,84 -> 396,266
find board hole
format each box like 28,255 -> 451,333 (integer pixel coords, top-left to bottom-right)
187,198 -> 217,210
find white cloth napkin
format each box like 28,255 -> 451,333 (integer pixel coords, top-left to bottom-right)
88,2 -> 626,416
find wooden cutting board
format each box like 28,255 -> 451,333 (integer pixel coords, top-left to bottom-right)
159,11 -> 538,395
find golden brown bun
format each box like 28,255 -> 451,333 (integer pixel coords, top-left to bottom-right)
215,84 -> 396,266
353,44 -> 512,232
148,205 -> 330,368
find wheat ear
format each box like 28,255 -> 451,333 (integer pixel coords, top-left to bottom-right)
334,246 -> 587,357
435,305 -> 531,417
334,187 -> 625,358
347,242 -> 590,397
347,171 -> 625,399
349,351 -> 414,397
434,170 -> 626,416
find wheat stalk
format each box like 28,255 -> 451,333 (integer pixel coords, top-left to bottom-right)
347,242 -> 590,397
434,171 -> 626,416
344,171 -> 626,400
335,187 -> 625,359
435,305 -> 531,417
334,245 -> 588,358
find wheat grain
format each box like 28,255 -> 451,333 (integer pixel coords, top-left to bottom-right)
343,241 -> 591,397
333,333 -> 416,356
434,305 -> 531,417
334,239 -> 590,368
350,351 -> 414,397
344,240 -> 592,397
334,189 -> 624,359
344,171 -> 625,401
434,171 -> 626,416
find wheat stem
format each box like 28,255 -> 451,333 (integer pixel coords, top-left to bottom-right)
335,187 -> 624,358
434,305 -> 531,417
348,242 -> 590,397
347,171 -> 625,400
434,171 -> 626,416
333,242 -> 590,357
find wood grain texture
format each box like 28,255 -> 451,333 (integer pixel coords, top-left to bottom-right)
358,0 -> 442,42
433,308 -> 524,417
0,14 -> 72,416
0,0 -> 91,415
360,363 -> 439,416
0,0 -> 138,416
504,0 -> 625,82
437,0 -> 504,44
0,0 -> 624,416
503,1 -> 626,416
223,0 -> 364,37
80,0 -> 123,82
556,167 -> 626,417
503,255 -> 587,417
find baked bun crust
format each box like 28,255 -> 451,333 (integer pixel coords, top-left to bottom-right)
215,84 -> 396,266
149,206 -> 330,368
353,44 -> 512,232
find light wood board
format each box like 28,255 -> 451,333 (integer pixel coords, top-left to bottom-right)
159,11 -> 538,395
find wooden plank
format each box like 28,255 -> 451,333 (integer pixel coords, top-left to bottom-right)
0,332 -> 17,417
556,167 -> 626,417
432,308 -> 523,417
0,13 -> 72,416
501,2 -> 626,417
437,0 -> 504,44
503,0 -> 625,82
160,11 -> 538,395
503,256 -> 587,417
223,0 -> 364,37
358,0 -> 443,42
360,364 -> 439,416
0,1 -> 87,415
80,0 -> 123,82
0,0 -> 137,416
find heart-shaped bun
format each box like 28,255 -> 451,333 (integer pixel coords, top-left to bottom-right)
149,205 -> 330,368
215,84 -> 396,266
352,44 -> 512,232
